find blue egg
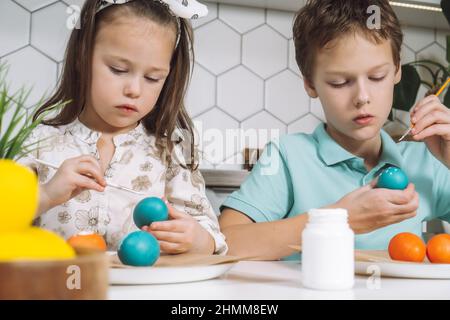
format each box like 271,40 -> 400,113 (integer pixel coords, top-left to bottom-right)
118,231 -> 160,266
133,197 -> 168,228
376,166 -> 409,190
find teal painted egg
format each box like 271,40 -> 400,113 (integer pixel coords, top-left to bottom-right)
133,197 -> 168,228
376,166 -> 409,190
117,231 -> 160,266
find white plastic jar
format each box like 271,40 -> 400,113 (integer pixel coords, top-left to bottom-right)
301,208 -> 355,290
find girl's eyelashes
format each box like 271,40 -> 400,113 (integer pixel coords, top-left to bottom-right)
109,66 -> 161,83
109,66 -> 127,74
144,76 -> 160,83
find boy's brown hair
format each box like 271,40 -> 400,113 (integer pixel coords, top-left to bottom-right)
293,0 -> 403,83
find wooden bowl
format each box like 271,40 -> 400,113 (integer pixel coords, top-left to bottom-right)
0,253 -> 108,300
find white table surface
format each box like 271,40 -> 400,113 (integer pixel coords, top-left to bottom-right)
108,261 -> 450,300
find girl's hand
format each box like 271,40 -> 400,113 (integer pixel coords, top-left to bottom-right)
39,155 -> 106,213
143,201 -> 215,255
410,95 -> 450,169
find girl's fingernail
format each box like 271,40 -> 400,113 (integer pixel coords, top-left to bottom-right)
412,117 -> 416,123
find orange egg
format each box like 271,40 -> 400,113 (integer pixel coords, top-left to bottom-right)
388,232 -> 426,263
67,232 -> 107,252
426,234 -> 450,264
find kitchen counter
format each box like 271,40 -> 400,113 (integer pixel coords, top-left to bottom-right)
201,169 -> 249,189
108,261 -> 450,300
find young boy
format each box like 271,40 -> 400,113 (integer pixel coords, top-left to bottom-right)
219,0 -> 450,260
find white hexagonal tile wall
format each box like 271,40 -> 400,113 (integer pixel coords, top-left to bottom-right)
198,156 -> 216,169
266,10 -> 294,39
265,70 -> 308,123
2,0 -> 450,164
2,46 -> 57,107
215,152 -> 245,171
194,107 -> 239,163
219,4 -> 265,34
194,20 -> 241,75
0,1 -> 30,57
31,1 -> 72,62
436,30 -> 448,49
14,0 -> 58,11
62,0 -> 85,8
310,98 -> 326,122
241,111 -> 286,149
185,64 -> 216,117
416,43 -> 448,85
243,25 -> 288,79
417,43 -> 448,68
403,26 -> 435,51
288,39 -> 300,76
217,66 -> 263,121
288,114 -> 322,134
401,44 -> 415,64
58,61 -> 64,81
191,2 -> 217,29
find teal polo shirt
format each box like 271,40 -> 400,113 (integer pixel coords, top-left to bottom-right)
221,123 -> 450,258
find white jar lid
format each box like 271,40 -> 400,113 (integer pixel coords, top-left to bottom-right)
308,208 -> 348,223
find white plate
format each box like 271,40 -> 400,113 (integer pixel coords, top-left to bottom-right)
109,262 -> 236,285
355,261 -> 450,279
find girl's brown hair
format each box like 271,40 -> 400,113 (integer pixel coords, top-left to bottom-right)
293,0 -> 403,83
34,0 -> 198,170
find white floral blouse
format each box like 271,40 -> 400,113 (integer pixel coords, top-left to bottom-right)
19,119 -> 227,255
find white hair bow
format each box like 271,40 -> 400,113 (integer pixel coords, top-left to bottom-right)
97,0 -> 208,19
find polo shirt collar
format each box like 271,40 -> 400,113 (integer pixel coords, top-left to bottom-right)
314,123 -> 404,169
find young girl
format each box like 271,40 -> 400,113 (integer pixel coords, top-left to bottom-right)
19,0 -> 227,255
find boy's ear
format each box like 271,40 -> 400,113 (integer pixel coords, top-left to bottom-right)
394,65 -> 402,84
304,78 -> 319,98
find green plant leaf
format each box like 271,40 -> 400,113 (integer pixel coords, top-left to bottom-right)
393,65 -> 421,111
442,0 -> 450,26
388,110 -> 394,121
444,86 -> 450,108
434,66 -> 449,84
0,64 -> 67,160
447,35 -> 450,63
408,60 -> 449,85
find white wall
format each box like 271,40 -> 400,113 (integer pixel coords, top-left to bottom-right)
0,0 -> 448,169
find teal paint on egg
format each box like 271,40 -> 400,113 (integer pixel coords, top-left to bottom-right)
376,166 -> 409,190
133,197 -> 168,228
118,231 -> 160,266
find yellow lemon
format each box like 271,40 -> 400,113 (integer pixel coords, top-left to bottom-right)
0,227 -> 75,262
0,160 -> 38,231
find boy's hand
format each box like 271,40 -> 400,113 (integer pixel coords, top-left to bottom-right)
410,95 -> 450,169
143,201 -> 215,255
39,155 -> 106,213
334,181 -> 419,234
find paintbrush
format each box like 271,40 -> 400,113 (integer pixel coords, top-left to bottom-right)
398,78 -> 450,142
32,158 -> 146,196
